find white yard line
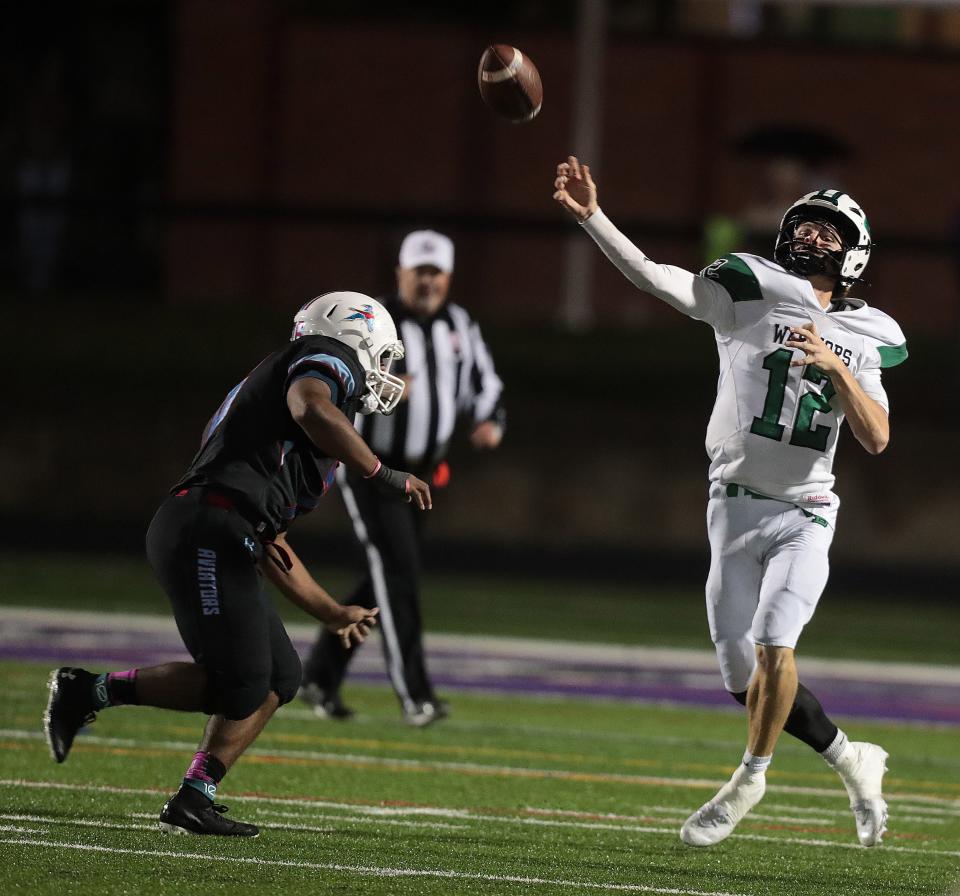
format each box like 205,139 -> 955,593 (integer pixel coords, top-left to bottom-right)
0,837 -> 754,896
885,803 -> 960,817
757,803 -> 948,825
3,728 -> 960,808
0,813 -> 151,833
2,777 -> 958,858
727,831 -> 960,858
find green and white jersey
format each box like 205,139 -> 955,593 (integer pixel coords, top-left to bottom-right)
699,252 -> 905,502
581,210 -> 908,504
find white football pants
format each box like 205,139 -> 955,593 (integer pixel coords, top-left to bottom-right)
705,483 -> 838,693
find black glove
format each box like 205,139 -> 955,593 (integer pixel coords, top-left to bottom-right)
365,459 -> 409,498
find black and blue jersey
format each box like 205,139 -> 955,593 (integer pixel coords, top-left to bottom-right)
174,335 -> 366,535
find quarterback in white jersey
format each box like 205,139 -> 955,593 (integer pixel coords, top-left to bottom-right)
554,156 -> 906,850
700,251 -> 904,504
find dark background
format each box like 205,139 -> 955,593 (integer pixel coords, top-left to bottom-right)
2,1 -> 957,594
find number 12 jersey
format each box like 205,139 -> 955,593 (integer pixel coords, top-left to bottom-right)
580,210 -> 907,504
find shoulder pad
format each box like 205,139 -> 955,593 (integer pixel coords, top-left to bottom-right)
834,305 -> 908,368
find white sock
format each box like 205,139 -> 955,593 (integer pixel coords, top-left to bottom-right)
820,729 -> 850,767
742,751 -> 772,776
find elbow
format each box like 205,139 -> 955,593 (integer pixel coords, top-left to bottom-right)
863,432 -> 889,455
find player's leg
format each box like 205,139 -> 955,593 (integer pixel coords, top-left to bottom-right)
160,592 -> 303,838
147,492 -> 281,836
729,681 -> 840,754
44,660 -> 212,764
745,643 -> 798,757
752,511 -> 888,846
703,496 -> 763,698
44,495 -> 224,763
300,587 -> 375,719
681,493 -> 768,846
318,470 -> 436,723
373,489 -> 442,724
193,601 -> 300,767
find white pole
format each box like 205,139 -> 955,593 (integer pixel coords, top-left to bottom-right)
560,0 -> 608,330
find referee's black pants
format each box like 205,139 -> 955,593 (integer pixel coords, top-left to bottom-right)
303,468 -> 436,712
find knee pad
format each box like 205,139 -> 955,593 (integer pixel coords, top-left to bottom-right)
221,680 -> 271,721
201,680 -> 223,716
271,649 -> 303,707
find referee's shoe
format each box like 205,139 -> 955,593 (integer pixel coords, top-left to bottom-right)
44,667 -> 99,763
159,785 -> 259,837
404,699 -> 449,728
298,683 -> 355,720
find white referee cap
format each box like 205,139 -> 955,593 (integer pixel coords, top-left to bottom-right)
398,230 -> 454,273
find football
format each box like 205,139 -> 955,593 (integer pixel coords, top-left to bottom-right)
477,44 -> 543,123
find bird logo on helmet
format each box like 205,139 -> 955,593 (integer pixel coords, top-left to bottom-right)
291,292 -> 406,416
344,305 -> 377,334
774,189 -> 872,292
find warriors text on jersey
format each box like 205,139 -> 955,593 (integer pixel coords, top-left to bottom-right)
582,211 -> 907,503
174,335 -> 366,535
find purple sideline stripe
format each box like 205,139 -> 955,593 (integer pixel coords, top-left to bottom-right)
5,620 -> 959,726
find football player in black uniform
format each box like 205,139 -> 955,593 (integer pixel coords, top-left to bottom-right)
43,293 -> 431,837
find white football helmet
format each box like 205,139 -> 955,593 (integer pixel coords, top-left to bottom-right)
292,292 -> 405,415
774,189 -> 872,290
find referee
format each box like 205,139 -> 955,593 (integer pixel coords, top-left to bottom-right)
301,230 -> 505,726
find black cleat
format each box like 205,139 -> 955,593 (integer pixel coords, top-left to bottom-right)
298,683 -> 355,720
43,667 -> 99,763
159,785 -> 259,837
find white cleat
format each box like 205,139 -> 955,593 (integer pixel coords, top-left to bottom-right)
680,764 -> 766,847
834,742 -> 889,846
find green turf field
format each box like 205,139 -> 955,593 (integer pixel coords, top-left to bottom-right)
2,554 -> 957,894
1,661 -> 958,896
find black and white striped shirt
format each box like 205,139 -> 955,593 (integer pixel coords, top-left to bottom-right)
356,295 -> 505,473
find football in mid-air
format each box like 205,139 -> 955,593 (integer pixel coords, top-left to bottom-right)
477,44 -> 543,123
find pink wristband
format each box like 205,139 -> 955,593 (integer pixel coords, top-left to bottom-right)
364,458 -> 382,479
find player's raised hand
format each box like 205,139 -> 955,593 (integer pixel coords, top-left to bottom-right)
333,606 -> 379,648
553,155 -> 598,223
786,322 -> 843,376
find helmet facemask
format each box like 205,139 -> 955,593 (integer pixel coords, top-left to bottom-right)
359,341 -> 405,416
775,215 -> 846,279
